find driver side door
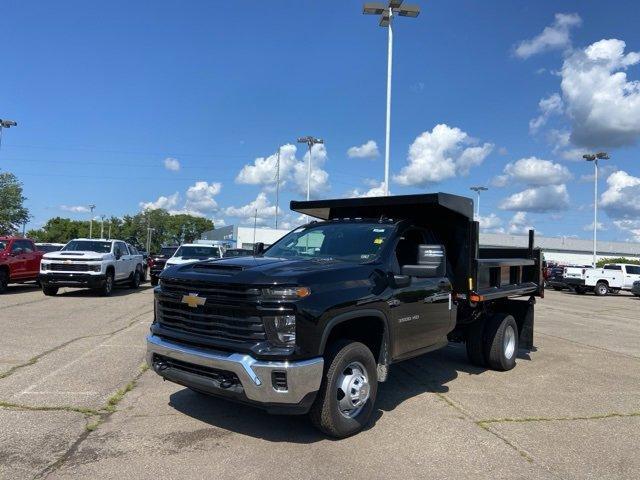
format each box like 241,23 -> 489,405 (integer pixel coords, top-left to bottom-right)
114,242 -> 130,280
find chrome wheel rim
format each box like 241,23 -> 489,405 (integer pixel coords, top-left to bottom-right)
336,361 -> 370,419
504,325 -> 516,360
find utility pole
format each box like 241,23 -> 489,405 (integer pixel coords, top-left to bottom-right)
297,136 -> 324,201
253,209 -> 258,245
88,204 -> 96,238
0,118 -> 18,154
363,1 -> 420,195
275,147 -> 281,229
583,152 -> 610,267
100,215 -> 106,239
146,223 -> 155,254
108,221 -> 112,240
470,186 -> 488,220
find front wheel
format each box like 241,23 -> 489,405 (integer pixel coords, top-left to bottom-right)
594,282 -> 609,296
150,276 -> 159,287
42,285 -> 58,296
100,272 -> 114,296
130,270 -> 141,289
575,286 -> 586,295
483,313 -> 518,371
309,340 -> 378,438
0,270 -> 8,294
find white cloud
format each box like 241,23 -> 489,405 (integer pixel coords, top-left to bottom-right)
529,93 -> 564,133
579,164 -> 617,182
394,124 -> 493,187
499,157 -> 572,186
236,143 -> 330,197
163,157 -> 180,172
347,140 -> 379,159
507,211 -> 537,235
514,13 -> 582,59
348,181 -> 387,198
582,221 -> 605,232
139,192 -> 180,211
600,170 -> 640,219
478,213 -> 504,233
612,219 -> 640,242
561,39 -> 640,147
499,184 -> 570,212
60,205 -> 90,213
183,181 -> 221,215
224,192 -> 277,226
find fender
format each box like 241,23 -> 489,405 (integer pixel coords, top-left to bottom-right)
319,308 -> 392,381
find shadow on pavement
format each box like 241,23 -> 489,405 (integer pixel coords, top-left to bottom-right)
2,282 -> 41,295
58,284 -> 154,298
166,343 -> 531,442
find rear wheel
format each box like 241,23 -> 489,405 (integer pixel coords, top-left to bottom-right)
0,270 -> 8,294
594,282 -> 609,296
574,286 -> 585,295
42,285 -> 58,296
309,340 -> 377,438
483,313 -> 518,371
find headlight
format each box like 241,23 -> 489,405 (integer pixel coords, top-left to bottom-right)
89,264 -> 101,272
261,286 -> 311,300
264,315 -> 296,346
41,263 -> 49,271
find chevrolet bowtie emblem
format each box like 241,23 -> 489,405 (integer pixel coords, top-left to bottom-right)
181,293 -> 205,308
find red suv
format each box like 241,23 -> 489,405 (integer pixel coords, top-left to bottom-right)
0,237 -> 44,293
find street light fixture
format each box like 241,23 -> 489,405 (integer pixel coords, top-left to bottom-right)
88,204 -> 96,239
470,186 -> 488,219
0,118 -> 18,153
363,0 -> 420,196
583,151 -> 610,267
297,136 -> 324,201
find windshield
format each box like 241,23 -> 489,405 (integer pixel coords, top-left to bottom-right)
37,244 -> 63,253
266,223 -> 394,262
174,246 -> 219,259
62,240 -> 112,253
160,247 -> 178,257
0,241 -> 6,251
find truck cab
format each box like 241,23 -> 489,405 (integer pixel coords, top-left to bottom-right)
147,193 -> 543,437
564,263 -> 640,295
0,237 -> 43,293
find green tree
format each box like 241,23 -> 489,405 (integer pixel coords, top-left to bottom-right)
27,217 -> 89,243
596,257 -> 640,268
0,172 -> 30,235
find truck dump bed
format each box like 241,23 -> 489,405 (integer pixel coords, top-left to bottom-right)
291,193 -> 544,300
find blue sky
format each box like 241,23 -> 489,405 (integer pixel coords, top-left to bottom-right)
1,0 -> 640,240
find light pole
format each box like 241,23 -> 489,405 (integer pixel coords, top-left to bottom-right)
0,119 -> 18,153
274,146 -> 281,229
363,1 -> 420,196
88,204 -> 96,238
100,215 -> 106,239
470,186 -> 488,220
146,226 -> 155,254
583,152 -> 609,267
297,136 -> 324,201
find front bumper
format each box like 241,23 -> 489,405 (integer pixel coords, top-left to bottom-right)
39,273 -> 106,288
146,334 -> 323,414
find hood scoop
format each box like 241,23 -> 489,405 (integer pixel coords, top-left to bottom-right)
60,252 -> 84,256
193,263 -> 245,274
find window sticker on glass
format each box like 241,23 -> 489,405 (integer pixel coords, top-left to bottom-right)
372,228 -> 386,233
373,237 -> 384,245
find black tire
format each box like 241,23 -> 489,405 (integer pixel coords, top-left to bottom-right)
42,285 -> 58,296
552,286 -> 563,291
140,266 -> 147,283
0,269 -> 8,294
594,282 -> 609,297
465,318 -> 486,367
574,286 -> 585,295
150,276 -> 159,287
100,271 -> 115,296
309,340 -> 378,438
130,269 -> 141,289
483,313 -> 518,371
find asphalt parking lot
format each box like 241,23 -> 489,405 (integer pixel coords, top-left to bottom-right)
1,285 -> 639,480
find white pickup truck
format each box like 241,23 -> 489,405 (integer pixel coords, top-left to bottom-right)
39,238 -> 145,296
563,263 -> 640,296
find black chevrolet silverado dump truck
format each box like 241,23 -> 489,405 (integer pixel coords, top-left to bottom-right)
147,193 -> 543,437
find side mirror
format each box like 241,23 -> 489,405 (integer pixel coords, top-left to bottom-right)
401,244 -> 446,278
115,252 -> 122,260
253,242 -> 265,256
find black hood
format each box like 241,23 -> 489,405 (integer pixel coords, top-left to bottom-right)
162,255 -> 374,286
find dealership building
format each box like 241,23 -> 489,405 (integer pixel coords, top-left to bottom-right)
200,225 -> 640,265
